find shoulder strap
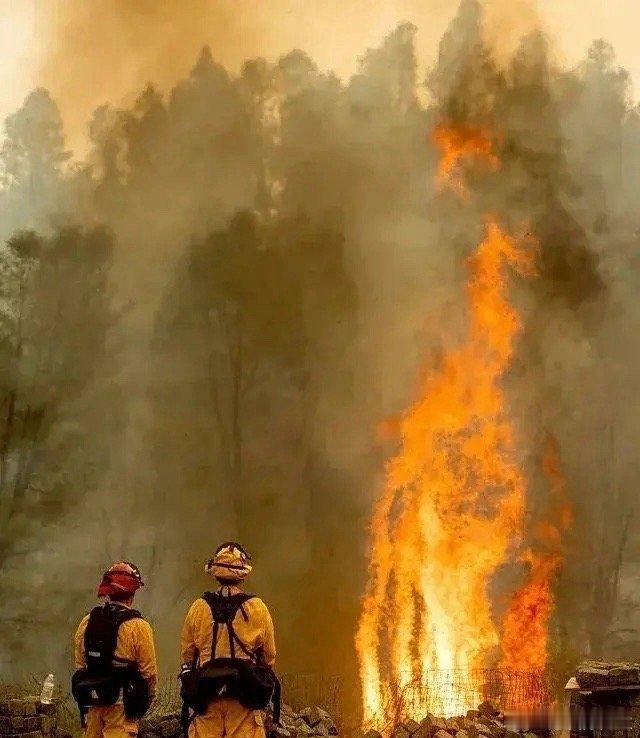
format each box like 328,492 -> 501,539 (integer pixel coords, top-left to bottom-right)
201,592 -> 255,660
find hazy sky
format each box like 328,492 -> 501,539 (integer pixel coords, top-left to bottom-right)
0,0 -> 638,152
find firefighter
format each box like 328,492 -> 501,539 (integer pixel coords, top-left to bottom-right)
180,542 -> 277,738
73,561 -> 158,738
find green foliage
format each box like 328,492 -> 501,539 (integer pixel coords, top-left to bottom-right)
0,225 -> 116,562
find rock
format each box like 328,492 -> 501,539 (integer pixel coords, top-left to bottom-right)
476,717 -> 498,730
295,719 -> 314,736
433,730 -> 452,738
403,720 -> 420,735
159,719 -> 180,738
412,724 -> 431,738
457,730 -> 470,738
22,731 -> 43,738
299,709 -> 315,726
477,702 -> 500,719
431,718 -> 448,733
466,712 -> 479,721
362,731 -> 382,738
273,729 -> 292,738
391,726 -> 411,738
574,660 -> 640,689
6,702 -> 37,718
0,716 -> 11,733
36,705 -> 56,717
141,716 -> 163,732
37,716 -> 55,734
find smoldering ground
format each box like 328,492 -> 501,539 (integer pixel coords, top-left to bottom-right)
0,0 -> 639,720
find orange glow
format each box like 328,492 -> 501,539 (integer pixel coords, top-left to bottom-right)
432,123 -> 500,198
500,435 -> 573,673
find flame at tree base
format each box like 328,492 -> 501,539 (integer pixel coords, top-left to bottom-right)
356,218 -> 536,729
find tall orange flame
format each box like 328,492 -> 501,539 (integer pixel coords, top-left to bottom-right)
356,125 -> 537,729
500,434 -> 573,673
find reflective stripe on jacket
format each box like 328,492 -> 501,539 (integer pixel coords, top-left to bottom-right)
74,607 -> 158,697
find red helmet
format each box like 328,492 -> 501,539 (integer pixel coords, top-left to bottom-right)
97,561 -> 144,598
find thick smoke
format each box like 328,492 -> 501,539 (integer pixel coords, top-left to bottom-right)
0,0 -> 639,722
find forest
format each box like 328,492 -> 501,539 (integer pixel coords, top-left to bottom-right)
0,0 -> 639,711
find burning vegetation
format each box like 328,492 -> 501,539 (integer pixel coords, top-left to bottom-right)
1,2 -> 640,733
356,124 -> 573,729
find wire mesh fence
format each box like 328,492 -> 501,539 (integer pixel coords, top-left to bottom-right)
367,669 -> 553,733
412,668 -> 553,712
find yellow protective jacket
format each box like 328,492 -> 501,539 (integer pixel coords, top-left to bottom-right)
74,605 -> 158,698
180,589 -> 276,668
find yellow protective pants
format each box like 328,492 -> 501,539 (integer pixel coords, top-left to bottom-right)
189,699 -> 266,738
84,705 -> 138,738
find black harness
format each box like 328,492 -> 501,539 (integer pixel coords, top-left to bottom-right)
179,591 -> 280,729
71,603 -> 150,725
204,591 -> 256,661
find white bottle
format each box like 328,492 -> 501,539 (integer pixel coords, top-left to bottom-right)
40,674 -> 54,704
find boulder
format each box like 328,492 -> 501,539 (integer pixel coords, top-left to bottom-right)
403,720 -> 420,735
361,731 -> 383,738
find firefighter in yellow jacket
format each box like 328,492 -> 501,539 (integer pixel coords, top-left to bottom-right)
73,562 -> 158,738
180,543 -> 276,738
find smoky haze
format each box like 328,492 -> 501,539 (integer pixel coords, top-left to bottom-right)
0,0 -> 639,722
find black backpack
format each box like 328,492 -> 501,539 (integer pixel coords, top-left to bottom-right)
71,603 -> 151,722
180,593 -> 280,723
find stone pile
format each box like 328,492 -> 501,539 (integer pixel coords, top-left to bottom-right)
365,701 -> 524,738
139,705 -> 339,738
0,698 -> 66,738
575,661 -> 640,690
276,705 -> 339,737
